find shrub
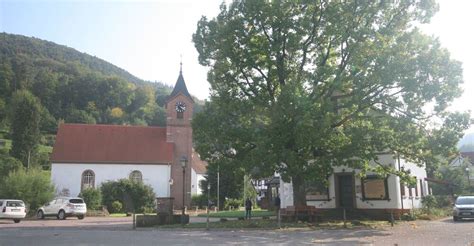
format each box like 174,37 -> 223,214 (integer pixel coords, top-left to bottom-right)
0,154 -> 23,179
224,198 -> 242,210
401,213 -> 416,221
111,201 -> 123,213
0,168 -> 54,211
434,195 -> 452,208
100,179 -> 155,213
421,195 -> 437,213
79,188 -> 102,210
191,194 -> 207,209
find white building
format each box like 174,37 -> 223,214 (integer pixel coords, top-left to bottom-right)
191,150 -> 207,196
279,153 -> 429,217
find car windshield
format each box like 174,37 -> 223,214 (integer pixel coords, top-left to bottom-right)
456,197 -> 474,205
6,201 -> 24,207
69,199 -> 84,204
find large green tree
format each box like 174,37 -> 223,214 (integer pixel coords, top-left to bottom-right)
10,90 -> 42,167
193,1 -> 471,206
201,157 -> 246,209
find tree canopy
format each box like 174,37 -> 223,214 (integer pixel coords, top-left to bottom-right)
10,90 -> 42,167
193,0 -> 472,205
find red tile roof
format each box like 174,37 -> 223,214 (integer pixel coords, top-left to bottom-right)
51,124 -> 174,164
192,149 -> 208,174
461,152 -> 474,163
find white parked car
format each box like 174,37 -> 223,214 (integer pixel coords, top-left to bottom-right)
0,199 -> 27,223
453,195 -> 474,221
37,197 -> 87,220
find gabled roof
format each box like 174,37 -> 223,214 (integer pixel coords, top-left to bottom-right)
167,70 -> 194,102
191,149 -> 207,174
51,124 -> 174,164
461,152 -> 474,163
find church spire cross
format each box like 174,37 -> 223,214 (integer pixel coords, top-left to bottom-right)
180,54 -> 183,74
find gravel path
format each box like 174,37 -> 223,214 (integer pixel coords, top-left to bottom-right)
0,216 -> 473,245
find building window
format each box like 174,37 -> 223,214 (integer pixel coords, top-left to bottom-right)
361,175 -> 389,200
130,170 -> 143,183
177,111 -> 183,119
400,182 -> 405,196
306,180 -> 330,201
414,177 -> 419,197
81,170 -> 95,191
419,179 -> 424,197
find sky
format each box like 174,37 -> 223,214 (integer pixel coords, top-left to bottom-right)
1,0 -> 473,132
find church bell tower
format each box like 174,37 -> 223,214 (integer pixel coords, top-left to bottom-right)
165,62 -> 194,209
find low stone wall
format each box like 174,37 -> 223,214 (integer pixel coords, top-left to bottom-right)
86,207 -> 110,217
281,207 -> 410,222
136,214 -> 189,227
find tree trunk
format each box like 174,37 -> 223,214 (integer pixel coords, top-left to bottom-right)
292,174 -> 307,207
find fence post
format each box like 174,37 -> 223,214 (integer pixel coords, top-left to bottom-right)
132,212 -> 136,230
390,210 -> 394,227
343,208 -> 347,228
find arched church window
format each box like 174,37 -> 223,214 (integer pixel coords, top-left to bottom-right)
130,170 -> 143,183
81,170 -> 95,191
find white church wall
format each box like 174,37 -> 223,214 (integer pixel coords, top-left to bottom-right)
191,168 -> 197,195
196,174 -> 206,195
51,163 -> 171,197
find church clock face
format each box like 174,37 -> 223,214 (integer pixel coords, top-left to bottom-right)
175,101 -> 186,113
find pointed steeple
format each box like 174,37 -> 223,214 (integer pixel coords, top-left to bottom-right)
168,62 -> 193,102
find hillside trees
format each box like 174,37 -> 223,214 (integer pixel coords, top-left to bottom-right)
193,1 -> 472,206
0,33 -> 176,130
9,90 -> 42,167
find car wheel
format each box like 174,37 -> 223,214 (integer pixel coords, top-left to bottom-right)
453,216 -> 459,221
57,210 -> 66,220
13,219 -> 20,223
37,210 -> 44,219
77,215 -> 85,220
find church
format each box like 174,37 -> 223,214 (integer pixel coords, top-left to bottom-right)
50,67 -> 205,209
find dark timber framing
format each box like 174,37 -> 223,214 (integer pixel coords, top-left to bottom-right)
334,172 -> 356,208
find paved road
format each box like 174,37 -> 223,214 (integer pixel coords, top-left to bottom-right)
0,217 -> 473,245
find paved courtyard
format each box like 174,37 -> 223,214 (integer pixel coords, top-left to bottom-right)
0,216 -> 473,245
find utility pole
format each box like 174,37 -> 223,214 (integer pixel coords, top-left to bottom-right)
27,150 -> 31,169
217,164 -> 220,211
206,183 -> 210,230
466,167 -> 471,187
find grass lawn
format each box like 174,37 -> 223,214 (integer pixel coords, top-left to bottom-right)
196,209 -> 275,218
109,213 -> 157,217
157,219 -> 391,230
109,213 -> 128,217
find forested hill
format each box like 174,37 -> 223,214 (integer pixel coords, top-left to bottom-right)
0,33 -> 195,135
0,33 -> 144,84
